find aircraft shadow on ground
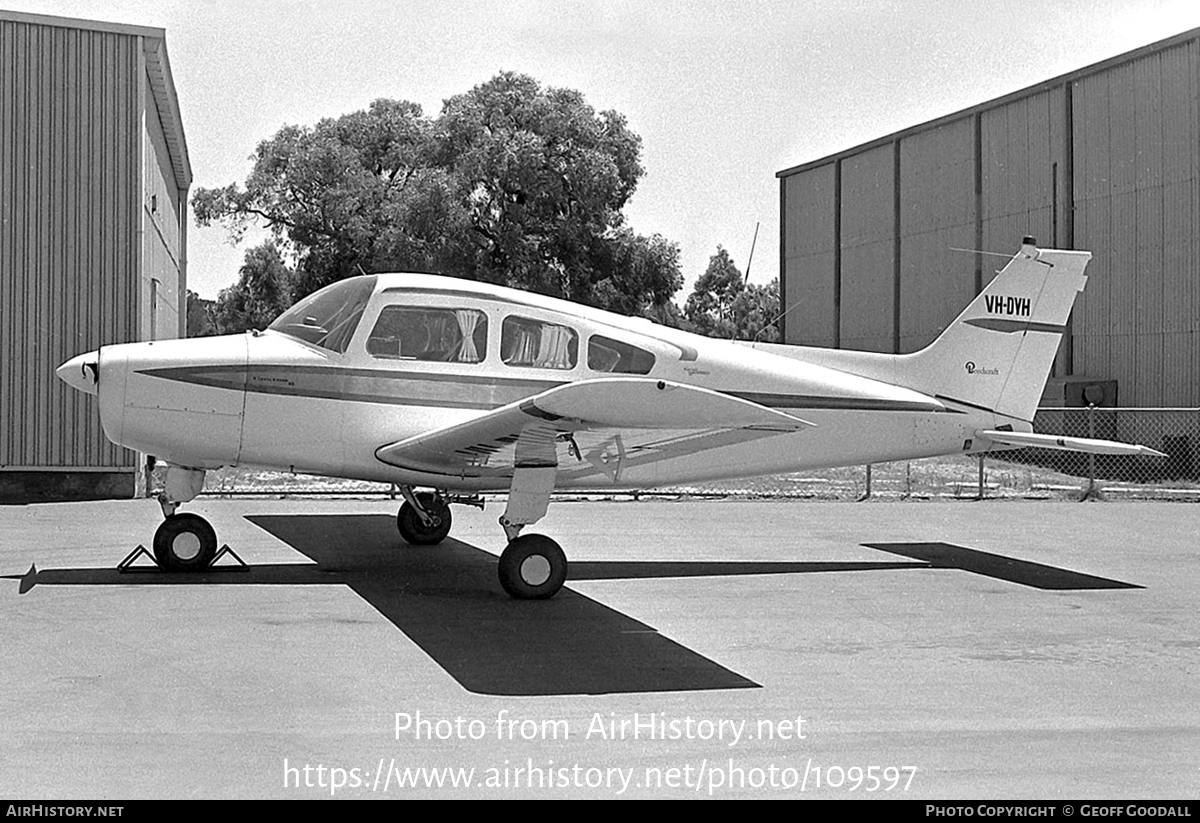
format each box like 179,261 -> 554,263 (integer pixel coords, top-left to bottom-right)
862,542 -> 1142,590
243,515 -> 935,696
4,517 -> 1140,695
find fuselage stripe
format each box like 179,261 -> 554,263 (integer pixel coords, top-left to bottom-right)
137,365 -> 943,414
964,318 -> 1068,335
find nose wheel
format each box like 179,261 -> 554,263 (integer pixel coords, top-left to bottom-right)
153,513 -> 218,571
498,534 -> 567,599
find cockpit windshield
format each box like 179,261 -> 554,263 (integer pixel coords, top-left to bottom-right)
268,276 -> 377,353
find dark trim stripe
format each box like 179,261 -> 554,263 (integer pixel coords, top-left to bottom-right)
964,318 -> 1068,334
935,394 -> 996,414
935,394 -> 1033,425
732,391 -> 945,413
138,364 -> 947,415
138,366 -> 246,392
145,363 -> 565,390
138,365 -> 565,411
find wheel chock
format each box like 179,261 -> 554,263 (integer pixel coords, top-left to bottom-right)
117,545 -> 159,573
117,544 -> 250,574
210,544 -> 250,571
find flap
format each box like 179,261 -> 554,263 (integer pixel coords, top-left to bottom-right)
376,377 -> 813,480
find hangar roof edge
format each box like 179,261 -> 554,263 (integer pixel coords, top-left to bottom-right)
0,9 -> 192,191
776,24 -> 1200,179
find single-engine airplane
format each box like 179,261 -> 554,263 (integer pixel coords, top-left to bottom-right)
57,238 -> 1163,599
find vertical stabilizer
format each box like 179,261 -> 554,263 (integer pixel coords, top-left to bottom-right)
906,240 -> 1090,422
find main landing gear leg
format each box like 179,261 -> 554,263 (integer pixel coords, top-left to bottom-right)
396,486 -> 453,545
152,465 -> 218,571
497,467 -> 566,600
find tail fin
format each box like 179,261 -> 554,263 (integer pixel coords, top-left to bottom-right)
907,239 -> 1091,421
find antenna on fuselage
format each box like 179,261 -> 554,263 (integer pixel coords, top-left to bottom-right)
750,300 -> 802,346
742,221 -> 760,286
727,222 -> 763,341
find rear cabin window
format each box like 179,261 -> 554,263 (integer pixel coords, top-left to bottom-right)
366,306 -> 488,363
501,316 -> 578,370
587,335 -> 656,374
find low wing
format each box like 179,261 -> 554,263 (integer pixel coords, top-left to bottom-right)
976,429 -> 1167,457
376,377 -> 814,482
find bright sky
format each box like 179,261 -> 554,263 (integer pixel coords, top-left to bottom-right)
9,0 -> 1200,299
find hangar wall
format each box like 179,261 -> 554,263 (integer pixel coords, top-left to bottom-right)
143,69 -> 185,342
778,27 -> 1200,407
0,11 -> 191,500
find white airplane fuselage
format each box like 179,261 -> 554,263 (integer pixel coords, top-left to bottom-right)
62,244 -> 1143,597
58,270 -> 1029,493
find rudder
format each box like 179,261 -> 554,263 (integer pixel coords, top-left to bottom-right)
905,239 -> 1091,422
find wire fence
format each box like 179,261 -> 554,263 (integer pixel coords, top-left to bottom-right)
1022,407 -> 1200,484
189,407 -> 1200,503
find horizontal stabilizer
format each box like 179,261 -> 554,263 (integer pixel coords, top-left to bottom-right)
976,430 -> 1167,457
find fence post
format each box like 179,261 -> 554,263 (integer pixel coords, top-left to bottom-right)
859,464 -> 873,501
977,454 -> 986,499
1081,403 -> 1102,501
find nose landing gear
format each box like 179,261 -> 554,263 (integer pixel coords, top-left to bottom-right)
153,512 -> 218,571
134,463 -> 231,573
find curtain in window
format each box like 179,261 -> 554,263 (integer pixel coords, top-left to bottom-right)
507,325 -> 539,365
535,324 -> 574,369
455,310 -> 481,362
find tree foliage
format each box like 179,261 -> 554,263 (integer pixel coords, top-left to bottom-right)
729,279 -> 781,343
193,73 -> 681,317
185,291 -> 216,338
210,241 -> 296,335
683,246 -> 780,341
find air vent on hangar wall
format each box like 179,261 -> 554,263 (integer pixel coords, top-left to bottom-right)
1041,378 -> 1118,408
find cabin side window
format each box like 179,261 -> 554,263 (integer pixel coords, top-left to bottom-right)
366,306 -> 488,363
587,335 -> 656,374
501,316 -> 578,370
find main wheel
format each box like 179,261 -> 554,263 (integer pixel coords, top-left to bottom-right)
498,534 -> 567,600
153,513 -> 218,572
397,493 -> 452,545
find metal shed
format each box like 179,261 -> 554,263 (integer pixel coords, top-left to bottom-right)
0,10 -> 191,500
778,26 -> 1200,407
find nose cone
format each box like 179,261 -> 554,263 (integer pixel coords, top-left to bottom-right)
57,351 -> 100,396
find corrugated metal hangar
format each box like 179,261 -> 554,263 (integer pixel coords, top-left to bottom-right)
778,26 -> 1200,408
0,10 -> 191,500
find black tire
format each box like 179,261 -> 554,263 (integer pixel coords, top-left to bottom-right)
397,493 -> 452,545
153,513 -> 218,571
498,534 -> 567,600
